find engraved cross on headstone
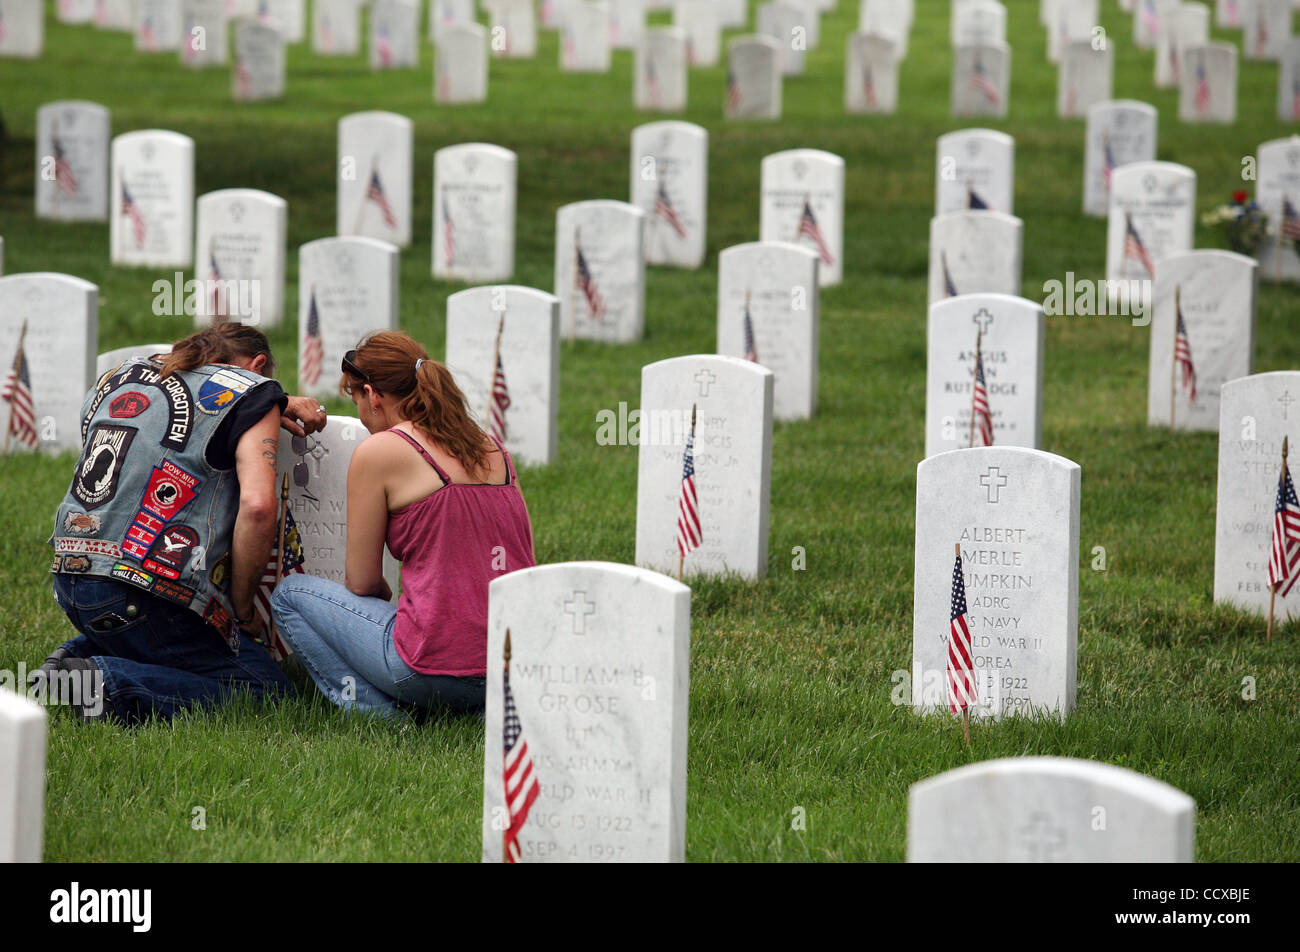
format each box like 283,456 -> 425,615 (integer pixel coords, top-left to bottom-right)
1017,811 -> 1067,862
1280,391 -> 1295,421
972,307 -> 994,334
564,591 -> 596,634
980,466 -> 1008,503
694,369 -> 717,397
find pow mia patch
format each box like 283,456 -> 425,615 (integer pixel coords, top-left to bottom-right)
71,425 -> 137,511
63,511 -> 102,535
109,391 -> 151,418
198,369 -> 254,414
143,525 -> 198,580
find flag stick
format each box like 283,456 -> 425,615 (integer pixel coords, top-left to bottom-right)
968,330 -> 981,448
1268,436 -> 1288,640
2,320 -> 29,459
502,628 -> 512,864
270,471 -> 289,648
489,312 -> 505,431
569,228 -> 580,346
957,541 -> 970,747
793,191 -> 810,245
679,403 -> 697,583
352,156 -> 375,235
1170,286 -> 1179,433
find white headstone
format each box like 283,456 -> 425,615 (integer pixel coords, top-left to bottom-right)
481,562 -> 690,863
195,188 -> 287,326
716,0 -> 745,26
635,355 -> 773,579
1057,41 -> 1112,119
929,211 -> 1023,307
1082,100 -> 1158,218
1255,135 -> 1300,283
136,0 -> 183,51
259,0 -> 304,44
59,0 -> 97,23
436,23 -> 488,103
845,32 -> 900,113
1243,0 -> 1290,60
1155,1 -> 1209,88
1215,0 -> 1243,27
313,0 -> 360,54
0,0 -> 42,57
97,343 -> 173,378
674,0 -> 719,66
338,111 -> 413,248
370,0 -> 418,69
1046,0 -> 1097,63
759,149 -> 844,286
908,758 -> 1195,861
0,273 -> 99,455
859,0 -> 910,58
935,127 -> 1014,216
1277,37 -> 1300,121
445,286 -> 560,466
1178,43 -> 1237,123
630,121 -> 708,269
555,201 -> 646,343
952,0 -> 1005,48
433,143 -> 517,283
95,0 -> 135,30
110,130 -> 195,268
233,18 -> 286,101
1133,0 -> 1177,49
717,242 -> 818,420
430,0 -> 474,36
757,1 -> 806,75
0,688 -> 46,863
912,446 -> 1080,720
635,27 -> 687,111
35,101 -> 111,223
726,35 -> 782,119
560,0 -> 611,71
1148,251 -> 1256,431
609,0 -> 644,49
925,293 -> 1044,457
180,0 -> 229,67
1214,371 -> 1300,621
952,42 -> 1009,117
487,0 -> 537,57
297,237 -> 400,398
1105,161 -> 1196,283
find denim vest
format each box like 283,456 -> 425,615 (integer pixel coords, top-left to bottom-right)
50,357 -> 276,654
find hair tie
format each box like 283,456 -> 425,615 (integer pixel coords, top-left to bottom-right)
415,358 -> 425,372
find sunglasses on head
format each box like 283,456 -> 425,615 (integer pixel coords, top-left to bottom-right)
341,350 -> 375,395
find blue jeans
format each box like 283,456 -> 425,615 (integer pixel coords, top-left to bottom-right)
50,574 -> 294,726
270,574 -> 485,719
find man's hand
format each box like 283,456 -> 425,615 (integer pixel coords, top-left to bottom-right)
281,396 -> 328,437
239,611 -> 266,639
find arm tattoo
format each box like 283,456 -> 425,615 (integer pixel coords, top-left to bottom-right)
261,439 -> 278,472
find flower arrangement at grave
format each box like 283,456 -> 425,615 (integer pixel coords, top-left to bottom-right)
1200,189 -> 1269,255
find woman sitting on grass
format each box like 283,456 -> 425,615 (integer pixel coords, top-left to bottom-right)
271,331 -> 535,718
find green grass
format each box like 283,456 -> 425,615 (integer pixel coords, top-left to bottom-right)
2,0 -> 1300,862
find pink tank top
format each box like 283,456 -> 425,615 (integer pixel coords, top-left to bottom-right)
384,429 -> 536,676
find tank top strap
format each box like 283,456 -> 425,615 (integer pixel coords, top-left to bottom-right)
388,427 -> 453,483
489,434 -> 516,485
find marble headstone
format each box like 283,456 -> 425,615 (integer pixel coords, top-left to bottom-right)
1105,161 -> 1196,282
1132,0 -> 1177,50
59,0 -> 97,23
95,0 -> 135,30
1243,0 -> 1290,60
609,0 -> 645,49
370,0 -> 418,70
232,18 -> 286,101
756,0 -> 806,75
97,343 -> 173,378
908,758 -> 1195,861
935,127 -> 1014,216
674,0 -> 719,66
630,121 -> 708,269
110,130 -> 195,268
0,0 -> 42,57
716,241 -> 819,421
430,0 -> 474,36
716,0 -> 745,26
859,0 -> 910,59
912,447 -> 1080,720
759,149 -> 844,286
555,201 -> 646,343
1155,1 -> 1208,88
1278,37 -> 1300,122
635,355 -> 774,579
297,237 -> 400,398
194,188 -> 288,326
635,27 -> 687,112
433,143 -> 517,283
928,211 -> 1024,307
1082,100 -> 1158,218
1057,41 -> 1112,119
560,0 -> 612,72
1215,0 -> 1243,27
313,0 -> 360,54
844,32 -> 900,114
1178,43 -> 1237,123
259,0 -> 304,44
1047,0 -> 1098,64
445,285 -> 560,466
952,0 -> 1005,48
0,273 -> 99,455
925,293 -> 1044,456
487,0 -> 538,58
952,42 -> 1009,118
338,111 -> 413,248
1255,136 -> 1300,283
0,689 -> 46,863
35,100 -> 111,222
1147,251 -> 1257,431
481,562 -> 690,863
436,23 -> 488,103
1214,371 -> 1300,622
136,0 -> 183,51
726,35 -> 782,119
179,0 -> 229,67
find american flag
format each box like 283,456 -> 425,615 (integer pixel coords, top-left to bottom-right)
1169,43 -> 1180,82
1124,213 -> 1155,278
2,323 -> 38,451
120,177 -> 146,248
970,56 -> 1001,106
726,67 -> 741,112
1102,133 -> 1116,190
947,550 -> 977,714
1174,297 -> 1196,406
442,187 -> 455,268
562,26 -> 576,64
1281,197 -> 1300,241
1269,453 -> 1300,598
575,238 -> 605,322
302,287 -> 324,387
502,650 -> 540,864
654,181 -> 687,239
1140,0 -> 1159,36
646,55 -> 661,108
489,349 -> 510,442
967,187 -> 989,210
236,61 -> 252,98
862,64 -> 877,108
676,405 -> 702,558
184,22 -> 199,60
376,22 -> 392,67
942,251 -> 959,298
438,61 -> 451,100
141,17 -> 157,50
796,198 -> 834,266
365,168 -> 398,230
53,130 -> 79,196
254,504 -> 306,661
208,241 -> 227,320
257,0 -> 270,21
320,11 -> 333,51
971,339 -> 993,447
1256,13 -> 1269,53
742,294 -> 759,363
1194,60 -> 1210,114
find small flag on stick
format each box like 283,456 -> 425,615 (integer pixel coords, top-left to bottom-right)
502,629 -> 540,863
948,543 -> 976,745
1268,437 -> 1300,640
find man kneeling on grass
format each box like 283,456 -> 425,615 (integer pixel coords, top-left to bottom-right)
32,325 -> 327,725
